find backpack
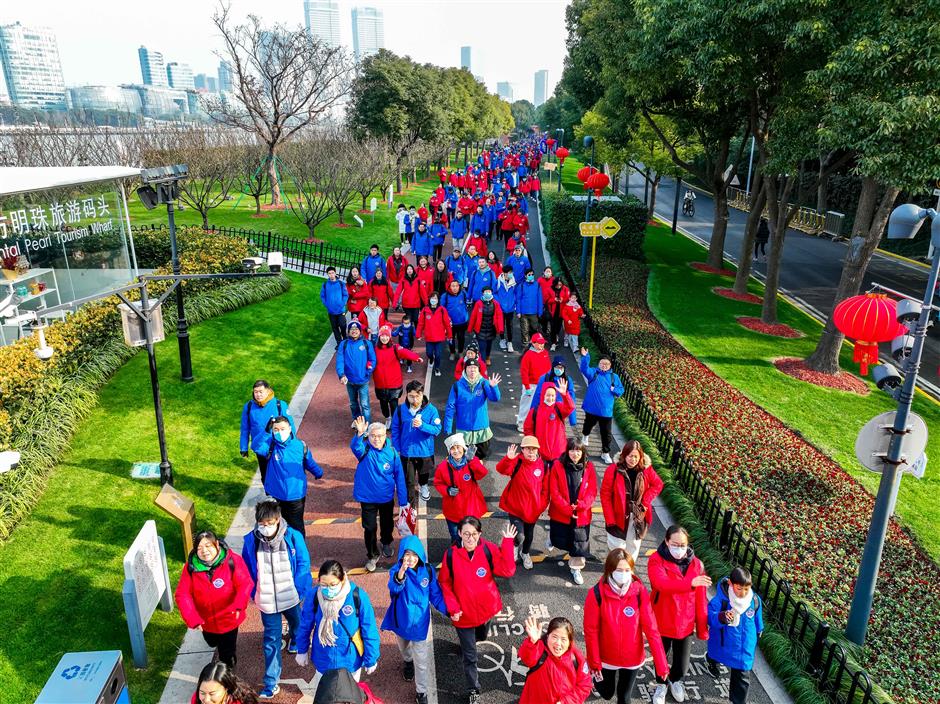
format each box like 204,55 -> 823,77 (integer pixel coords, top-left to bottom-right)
526,646 -> 582,677
445,543 -> 494,577
447,460 -> 479,490
592,581 -> 646,609
313,585 -> 365,656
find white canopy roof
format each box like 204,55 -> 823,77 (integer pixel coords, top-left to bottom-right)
0,166 -> 141,197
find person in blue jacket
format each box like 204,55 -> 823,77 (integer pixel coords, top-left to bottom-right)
707,567 -> 763,704
467,257 -> 497,302
351,415 -> 409,572
451,210 -> 469,250
240,380 -> 295,484
360,244 -> 386,283
320,266 -> 349,345
337,321 -> 376,426
442,279 -> 470,360
412,222 -> 433,259
430,217 -> 448,262
494,266 -> 517,353
444,360 -> 502,460
533,355 -> 578,429
578,348 -> 625,465
470,205 -> 487,238
294,559 -> 380,697
242,499 -> 312,699
515,269 -> 545,349
505,244 -> 531,284
257,415 -> 324,535
445,247 -> 468,288
391,380 -> 443,505
381,535 -> 448,704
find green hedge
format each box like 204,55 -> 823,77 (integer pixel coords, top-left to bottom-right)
542,190 -> 648,261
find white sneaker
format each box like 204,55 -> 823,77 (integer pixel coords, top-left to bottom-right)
507,342 -> 514,353
571,569 -> 584,585
601,453 -> 613,465
522,553 -> 533,570
420,484 -> 430,502
581,435 -> 589,447
550,344 -> 556,351
517,422 -> 524,433
670,681 -> 687,703
545,536 -> 554,553
365,558 -> 377,572
499,339 -> 507,350
652,684 -> 667,704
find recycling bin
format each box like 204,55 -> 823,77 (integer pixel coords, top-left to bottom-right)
35,650 -> 130,704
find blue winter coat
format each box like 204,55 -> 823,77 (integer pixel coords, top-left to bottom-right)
380,535 -> 448,641
707,578 -> 763,671
451,216 -> 469,240
494,277 -> 516,314
430,223 -> 447,247
579,352 -> 624,418
393,323 -> 416,348
350,434 -> 408,505
444,376 -> 501,433
240,397 -> 295,455
336,337 -> 376,385
470,213 -> 487,234
360,254 -> 387,283
320,278 -> 349,315
467,267 -> 497,302
484,204 -> 497,228
295,583 -> 380,672
404,213 -> 415,234
533,372 -> 578,427
515,280 -> 545,316
445,256 -> 468,286
505,254 -> 531,283
259,431 -> 324,501
390,397 -> 442,458
412,228 -> 432,257
241,524 -> 312,602
441,289 -> 470,326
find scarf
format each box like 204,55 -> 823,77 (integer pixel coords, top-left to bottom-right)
562,455 -> 585,505
190,545 -> 226,573
608,576 -> 630,597
657,541 -> 694,576
616,464 -> 647,539
255,388 -> 275,407
317,578 -> 352,647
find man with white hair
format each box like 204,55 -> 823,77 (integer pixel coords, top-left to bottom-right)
351,415 -> 409,572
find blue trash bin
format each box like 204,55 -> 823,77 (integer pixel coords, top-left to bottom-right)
35,650 -> 130,704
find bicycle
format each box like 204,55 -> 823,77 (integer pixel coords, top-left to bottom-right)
682,198 -> 695,217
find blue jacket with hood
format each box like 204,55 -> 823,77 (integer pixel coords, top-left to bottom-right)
380,535 -> 448,641
579,351 -> 624,418
240,397 -> 295,455
505,253 -> 531,283
390,395 -> 443,458
445,255 -> 468,286
707,577 -> 763,671
320,278 -> 349,315
444,375 -> 501,433
360,253 -> 387,283
441,289 -> 470,326
494,275 -> 516,315
336,337 -> 376,385
259,430 -> 324,501
241,521 -> 312,602
295,580 -> 380,672
515,279 -> 544,316
350,433 -> 408,505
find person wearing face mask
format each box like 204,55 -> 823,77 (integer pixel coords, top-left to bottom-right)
260,415 -> 324,535
600,440 -> 664,560
240,380 -> 296,484
465,228 -> 489,260
452,342 -> 489,381
523,379 -> 575,462
518,616 -> 593,704
373,326 -> 422,426
381,536 -> 449,704
579,348 -> 625,466
707,567 -> 763,704
443,360 -> 502,460
543,277 -> 571,351
533,357 -> 579,429
547,439 -> 598,586
176,531 -> 253,670
320,266 -> 350,346
433,433 -> 488,545
467,285 -> 504,364
467,257 -> 497,303
515,269 -> 545,349
648,525 -> 711,704
416,292 -> 452,378
337,321 -> 376,427
390,380 -> 442,505
494,265 -> 517,352
346,268 -> 370,317
191,662 -> 258,704
441,279 -> 470,361
241,499 -> 312,700
583,549 -> 669,704
517,332 -> 550,432
395,265 -> 428,327
411,221 -> 433,260
294,559 -> 380,696
497,438 -> 551,570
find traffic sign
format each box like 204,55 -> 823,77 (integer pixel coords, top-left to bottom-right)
579,216 -> 621,239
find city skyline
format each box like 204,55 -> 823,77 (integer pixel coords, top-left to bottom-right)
351,6 -> 384,61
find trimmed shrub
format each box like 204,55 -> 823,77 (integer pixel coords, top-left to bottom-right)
543,190 -> 648,260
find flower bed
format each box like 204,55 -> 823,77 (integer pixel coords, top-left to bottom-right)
714,287 -> 762,304
690,261 -> 735,276
591,257 -> 940,704
774,357 -> 869,395
736,316 -> 803,338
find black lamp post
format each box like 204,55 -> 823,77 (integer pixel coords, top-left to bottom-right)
580,135 -> 596,279
556,129 -> 565,194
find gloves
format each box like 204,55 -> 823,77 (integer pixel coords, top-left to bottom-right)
240,451 -> 249,458
447,486 -> 459,497
295,652 -> 309,667
264,417 -> 275,432
364,664 -> 377,675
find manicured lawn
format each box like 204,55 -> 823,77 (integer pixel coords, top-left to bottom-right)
642,222 -> 940,561
0,271 -> 328,704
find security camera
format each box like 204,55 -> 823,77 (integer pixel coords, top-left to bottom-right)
242,257 -> 264,272
896,299 -> 922,325
267,251 -> 284,273
890,334 -> 914,363
872,363 -> 902,391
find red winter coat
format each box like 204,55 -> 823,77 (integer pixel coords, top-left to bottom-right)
506,234 -> 527,254
467,300 -> 505,336
583,579 -> 669,675
373,343 -> 420,390
524,386 -> 575,461
496,454 -> 550,524
532,177 -> 542,193
600,462 -> 664,533
347,282 -> 370,314
438,168 -> 448,184
561,303 -> 584,335
415,265 -> 434,291
417,206 -> 429,223
544,285 -> 571,318
453,356 -> 488,380
174,550 -> 253,634
439,537 -> 516,628
458,196 -> 477,216
416,305 -> 452,342
433,456 -> 488,523
647,548 -> 710,640
520,181 -> 531,196
465,234 -> 488,258
519,638 -> 593,704
386,255 -> 406,285
395,277 -> 428,309
499,209 -> 517,233
520,348 -> 551,388
548,459 -> 598,527
515,212 -> 530,237
357,308 -> 389,337
537,276 -> 555,300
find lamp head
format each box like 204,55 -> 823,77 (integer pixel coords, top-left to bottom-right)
136,185 -> 160,211
583,135 -> 594,148
886,203 -> 929,240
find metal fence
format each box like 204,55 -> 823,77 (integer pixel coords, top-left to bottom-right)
556,248 -> 882,704
727,186 -> 846,240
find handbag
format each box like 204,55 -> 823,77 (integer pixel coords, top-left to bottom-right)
396,504 -> 417,537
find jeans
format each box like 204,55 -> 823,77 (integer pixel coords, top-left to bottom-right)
277,497 -> 306,536
565,333 -> 579,352
583,413 -> 614,454
507,515 -> 535,554
446,519 -> 461,545
518,314 -> 539,347
328,312 -> 347,344
657,635 -> 693,684
397,633 -> 432,694
346,382 -> 370,422
595,667 -> 638,703
477,336 -> 494,361
426,341 -> 444,370
502,315 -> 514,345
203,628 -> 238,668
361,500 -> 394,559
260,604 -> 301,690
456,622 -> 490,691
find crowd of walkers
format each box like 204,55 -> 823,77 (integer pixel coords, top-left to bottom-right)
182,139 -> 763,704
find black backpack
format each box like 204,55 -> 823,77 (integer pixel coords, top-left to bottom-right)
445,543 -> 495,577
526,647 -> 582,677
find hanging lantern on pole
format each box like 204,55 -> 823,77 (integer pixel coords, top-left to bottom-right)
832,293 -> 908,375
587,172 -> 610,196
555,147 -> 569,165
577,165 -> 597,185
546,138 -> 556,151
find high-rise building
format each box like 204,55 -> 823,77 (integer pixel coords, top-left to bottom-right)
206,76 -> 217,93
0,22 -> 67,110
217,60 -> 233,92
194,73 -> 208,91
460,46 -> 472,71
305,0 -> 341,48
68,85 -> 142,113
351,6 -> 384,62
534,69 -> 548,108
166,62 -> 194,90
496,82 -> 513,102
138,45 -> 168,87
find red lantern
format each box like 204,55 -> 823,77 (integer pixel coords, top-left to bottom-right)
546,138 -> 556,149
587,172 -> 610,196
555,147 -> 569,165
576,165 -> 597,183
831,293 -> 907,375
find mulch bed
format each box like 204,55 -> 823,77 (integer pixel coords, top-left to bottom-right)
691,262 -> 735,277
774,357 -> 870,395
260,203 -> 287,211
736,317 -> 804,338
248,213 -> 269,218
713,287 -> 761,304
333,223 -> 351,228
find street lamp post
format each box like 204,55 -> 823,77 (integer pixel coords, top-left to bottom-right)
844,204 -> 940,645
556,129 -> 565,194
580,135 -> 596,279
672,175 -> 684,234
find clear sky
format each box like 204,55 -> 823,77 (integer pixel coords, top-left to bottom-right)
2,0 -> 567,103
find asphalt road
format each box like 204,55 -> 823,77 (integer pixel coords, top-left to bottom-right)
622,170 -> 940,396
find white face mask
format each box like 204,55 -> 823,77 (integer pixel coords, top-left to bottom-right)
612,570 -> 632,588
668,545 -> 688,560
258,523 -> 277,537
276,429 -> 291,442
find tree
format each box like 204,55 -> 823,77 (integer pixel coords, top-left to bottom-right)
204,4 -> 353,207
230,143 -> 270,216
352,138 -> 392,212
510,101 -> 536,137
279,139 -> 335,240
319,130 -> 368,226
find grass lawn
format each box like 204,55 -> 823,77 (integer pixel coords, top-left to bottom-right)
0,271 -> 329,704
641,221 -> 940,561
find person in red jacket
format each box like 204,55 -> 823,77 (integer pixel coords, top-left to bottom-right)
175,531 -> 253,668
505,230 -> 527,255
438,167 -> 448,184
547,438 -> 598,585
543,277 -> 571,350
523,378 -> 575,461
519,615 -> 593,704
372,326 -> 421,423
561,292 -> 585,353
386,246 -> 406,287
439,516 -> 517,704
416,294 -> 452,377
417,204 -> 429,223
433,432 -> 488,544
516,333 -> 551,431
395,264 -> 428,325
464,231 -> 488,259
496,437 -> 550,571
415,255 -> 434,290
191,662 -> 257,704
600,440 -> 664,560
346,268 -> 370,316
648,525 -> 712,704
368,270 -> 395,315
453,342 -> 489,380
466,288 -> 504,364
583,549 -> 669,704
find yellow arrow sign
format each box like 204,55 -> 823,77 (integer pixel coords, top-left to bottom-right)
579,216 -> 621,239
